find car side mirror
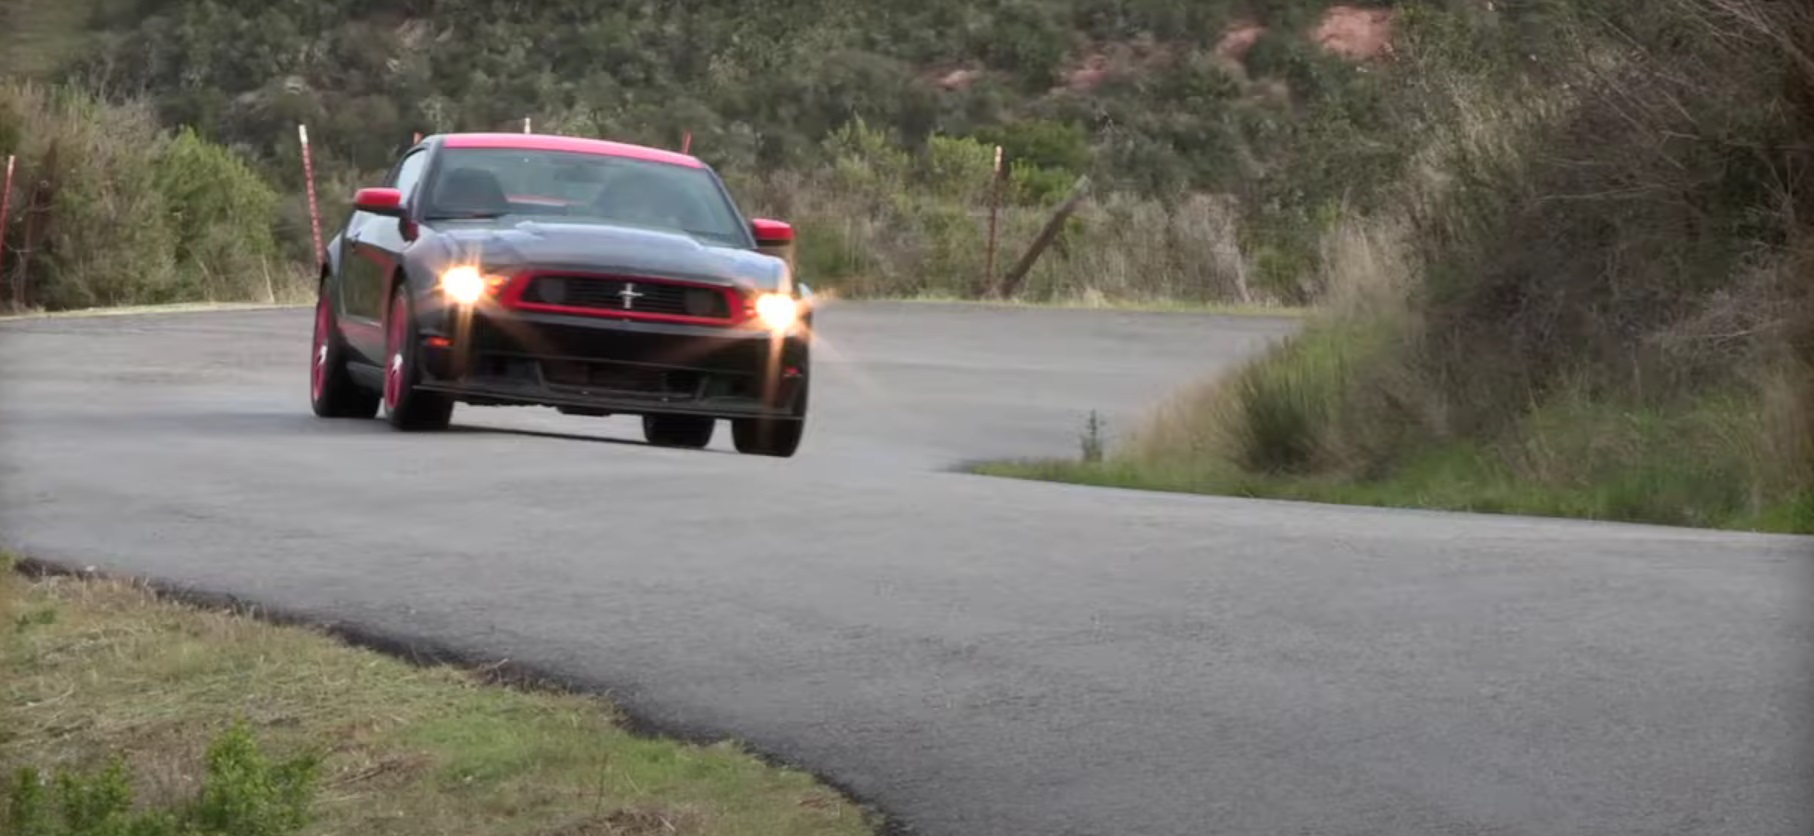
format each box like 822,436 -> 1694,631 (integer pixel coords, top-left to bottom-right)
751,218 -> 794,247
751,218 -> 796,272
354,187 -> 405,217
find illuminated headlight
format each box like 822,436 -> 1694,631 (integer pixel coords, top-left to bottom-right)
753,293 -> 800,331
439,266 -> 488,305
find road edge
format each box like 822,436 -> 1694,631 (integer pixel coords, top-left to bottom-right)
0,301 -> 312,322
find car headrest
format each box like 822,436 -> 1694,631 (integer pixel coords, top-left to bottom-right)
433,167 -> 509,215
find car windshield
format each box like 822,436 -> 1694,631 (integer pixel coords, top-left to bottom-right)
420,147 -> 750,247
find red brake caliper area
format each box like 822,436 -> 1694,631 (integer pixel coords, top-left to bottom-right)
383,298 -> 406,411
311,298 -> 330,402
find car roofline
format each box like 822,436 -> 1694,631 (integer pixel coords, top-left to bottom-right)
432,132 -> 706,169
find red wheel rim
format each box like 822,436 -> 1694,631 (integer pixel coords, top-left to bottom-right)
383,295 -> 407,411
310,297 -> 330,403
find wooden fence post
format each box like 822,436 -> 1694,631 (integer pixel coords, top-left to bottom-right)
995,175 -> 1091,300
983,145 -> 1004,295
0,155 -> 13,305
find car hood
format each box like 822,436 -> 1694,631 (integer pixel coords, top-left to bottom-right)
423,219 -> 792,291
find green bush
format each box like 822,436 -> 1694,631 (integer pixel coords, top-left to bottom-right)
153,127 -> 284,300
5,722 -> 319,836
1210,316 -> 1410,476
0,81 -> 181,310
0,80 -> 293,311
969,119 -> 1092,176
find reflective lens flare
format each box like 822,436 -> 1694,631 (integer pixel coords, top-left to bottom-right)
440,266 -> 487,304
753,293 -> 800,331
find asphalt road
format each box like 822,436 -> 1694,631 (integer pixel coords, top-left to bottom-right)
2,302 -> 1810,836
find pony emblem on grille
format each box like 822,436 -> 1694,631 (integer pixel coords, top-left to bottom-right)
618,282 -> 644,309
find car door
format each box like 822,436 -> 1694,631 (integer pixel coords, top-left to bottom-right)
343,148 -> 431,362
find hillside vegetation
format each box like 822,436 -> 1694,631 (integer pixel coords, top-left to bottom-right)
991,0 -> 1814,533
0,82 -> 306,310
0,0 -> 101,80
5,0 -> 1425,307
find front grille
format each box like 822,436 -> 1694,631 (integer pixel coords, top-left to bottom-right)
538,359 -> 705,395
521,275 -> 733,319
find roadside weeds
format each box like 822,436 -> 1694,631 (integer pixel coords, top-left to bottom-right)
0,557 -> 882,836
975,452 -> 1814,536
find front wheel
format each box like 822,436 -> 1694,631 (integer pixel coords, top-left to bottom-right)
731,417 -> 804,458
382,284 -> 454,431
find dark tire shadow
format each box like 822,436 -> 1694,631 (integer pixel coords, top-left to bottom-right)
36,408 -> 731,454
443,417 -> 735,454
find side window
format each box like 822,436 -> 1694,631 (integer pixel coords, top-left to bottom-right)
391,150 -> 429,200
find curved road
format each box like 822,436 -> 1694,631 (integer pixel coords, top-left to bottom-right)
2,302 -> 1810,835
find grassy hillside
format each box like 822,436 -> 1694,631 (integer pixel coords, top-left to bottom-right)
987,0 -> 1814,533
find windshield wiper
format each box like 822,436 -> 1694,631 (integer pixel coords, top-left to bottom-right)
423,211 -> 508,220
680,228 -> 739,245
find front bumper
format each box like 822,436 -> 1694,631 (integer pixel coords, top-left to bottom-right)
416,306 -> 810,419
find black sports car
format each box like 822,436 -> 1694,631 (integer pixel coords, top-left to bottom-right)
309,132 -> 814,457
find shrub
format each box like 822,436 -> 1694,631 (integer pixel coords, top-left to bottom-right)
4,722 -> 319,836
0,81 -> 180,310
0,81 -> 295,311
153,127 -> 284,301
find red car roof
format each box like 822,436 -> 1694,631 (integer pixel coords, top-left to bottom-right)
440,133 -> 704,169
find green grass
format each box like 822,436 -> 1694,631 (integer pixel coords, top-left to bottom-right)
0,566 -> 882,836
976,447 -> 1814,535
979,449 -> 1814,533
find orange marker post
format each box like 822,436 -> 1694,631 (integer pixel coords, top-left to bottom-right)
298,125 -> 324,266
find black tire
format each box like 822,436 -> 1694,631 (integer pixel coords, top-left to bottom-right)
381,283 -> 454,431
310,285 -> 380,419
731,417 -> 804,457
733,366 -> 808,457
642,414 -> 716,448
